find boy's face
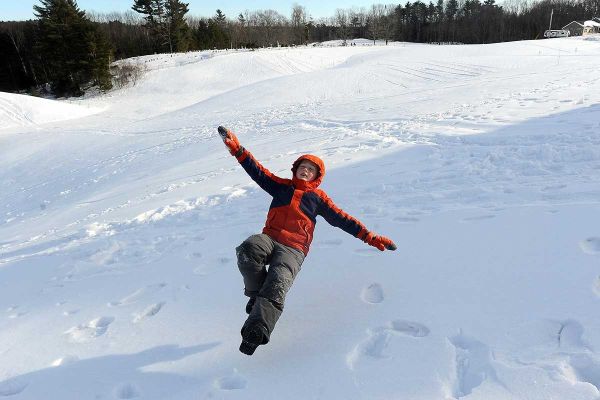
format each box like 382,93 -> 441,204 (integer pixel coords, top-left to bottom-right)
295,160 -> 319,182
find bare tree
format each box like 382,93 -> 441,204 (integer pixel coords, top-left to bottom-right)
381,4 -> 396,44
291,3 -> 308,44
334,9 -> 350,44
368,4 -> 386,44
4,25 -> 28,78
256,9 -> 288,47
349,7 -> 368,38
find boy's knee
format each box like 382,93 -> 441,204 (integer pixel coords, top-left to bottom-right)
236,235 -> 270,265
235,243 -> 251,264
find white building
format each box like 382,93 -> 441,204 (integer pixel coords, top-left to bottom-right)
583,19 -> 600,35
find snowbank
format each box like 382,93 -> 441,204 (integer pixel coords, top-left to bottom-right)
0,92 -> 103,131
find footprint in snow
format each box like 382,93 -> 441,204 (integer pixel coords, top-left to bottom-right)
448,332 -> 498,399
5,305 -> 26,319
353,248 -> 379,257
187,252 -> 202,260
108,283 -> 167,307
566,354 -> 600,392
114,383 -> 141,399
460,215 -> 496,222
580,238 -> 600,255
313,239 -> 343,249
393,217 -> 420,224
361,283 -> 385,304
556,319 -> 588,350
346,320 -> 430,370
193,265 -> 211,276
541,184 -> 567,192
388,320 -> 430,337
41,283 -> 65,294
7,311 -> 27,319
64,316 -> 114,343
214,369 -> 247,390
132,302 -> 165,323
350,330 -> 393,364
361,205 -> 385,217
6,306 -> 27,319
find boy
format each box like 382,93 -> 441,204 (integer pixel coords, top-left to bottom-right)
218,126 -> 396,356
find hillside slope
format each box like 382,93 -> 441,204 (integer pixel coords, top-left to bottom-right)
1,38 -> 600,399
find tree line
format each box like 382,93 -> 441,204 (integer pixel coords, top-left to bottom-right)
1,0 -> 599,96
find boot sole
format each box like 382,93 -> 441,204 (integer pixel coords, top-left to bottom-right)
239,340 -> 259,355
239,326 -> 264,356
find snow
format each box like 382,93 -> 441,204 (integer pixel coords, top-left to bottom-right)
1,37 -> 600,399
0,92 -> 103,130
584,20 -> 600,27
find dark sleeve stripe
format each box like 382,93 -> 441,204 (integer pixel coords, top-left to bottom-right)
316,191 -> 368,237
238,149 -> 289,195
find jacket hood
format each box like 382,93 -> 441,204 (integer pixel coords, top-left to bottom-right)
291,154 -> 325,190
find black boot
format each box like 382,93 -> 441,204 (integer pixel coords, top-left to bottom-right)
239,325 -> 265,356
245,297 -> 256,314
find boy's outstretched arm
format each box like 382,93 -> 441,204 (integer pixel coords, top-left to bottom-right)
218,126 -> 288,196
317,192 -> 397,251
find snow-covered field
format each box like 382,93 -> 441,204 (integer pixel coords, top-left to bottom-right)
1,37 -> 600,399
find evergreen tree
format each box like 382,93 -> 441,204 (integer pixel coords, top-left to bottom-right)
210,10 -> 230,48
214,9 -> 227,26
235,13 -> 248,47
208,17 -> 229,49
132,0 -> 191,52
445,0 -> 459,21
87,27 -> 113,90
165,0 -> 192,52
445,0 -> 459,41
192,18 -> 211,49
132,0 -> 168,51
34,0 -> 112,96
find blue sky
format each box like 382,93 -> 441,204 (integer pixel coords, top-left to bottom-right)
2,1 -> 382,21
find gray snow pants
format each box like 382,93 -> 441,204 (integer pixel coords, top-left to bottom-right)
236,234 -> 305,343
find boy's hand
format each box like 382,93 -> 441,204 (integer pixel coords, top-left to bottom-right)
365,233 -> 397,251
218,126 -> 242,156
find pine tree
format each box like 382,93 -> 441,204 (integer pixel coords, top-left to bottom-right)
34,0 -> 112,96
165,0 -> 192,52
207,10 -> 229,49
132,0 -> 191,53
132,0 -> 167,51
87,28 -> 113,90
214,9 -> 227,26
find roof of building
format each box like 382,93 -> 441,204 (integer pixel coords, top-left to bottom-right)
562,21 -> 584,28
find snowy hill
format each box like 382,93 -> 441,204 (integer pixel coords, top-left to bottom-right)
1,39 -> 600,399
0,92 -> 103,130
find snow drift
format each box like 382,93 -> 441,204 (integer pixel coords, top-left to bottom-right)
0,92 -> 102,130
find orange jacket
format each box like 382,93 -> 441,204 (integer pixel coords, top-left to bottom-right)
235,148 -> 370,255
